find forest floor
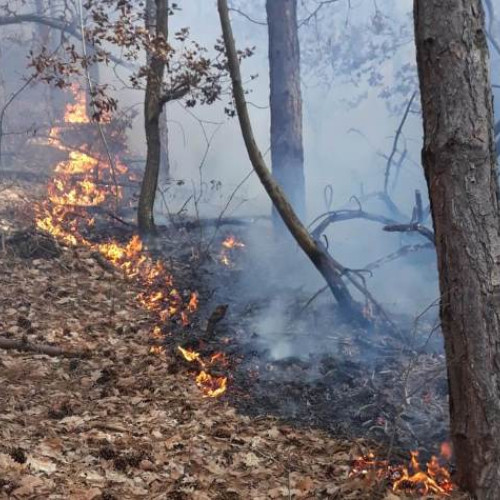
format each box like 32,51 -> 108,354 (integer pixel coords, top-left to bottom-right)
0,178 -> 468,500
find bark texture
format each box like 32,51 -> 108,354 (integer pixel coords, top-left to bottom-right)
495,119 -> 500,155
138,0 -> 168,233
266,0 -> 306,224
414,1 -> 500,497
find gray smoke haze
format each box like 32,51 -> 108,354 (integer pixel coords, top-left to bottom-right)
3,0 -> 499,358
111,0 -> 441,342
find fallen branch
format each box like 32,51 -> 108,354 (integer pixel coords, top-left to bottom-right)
0,336 -> 89,358
311,209 -> 400,239
310,207 -> 435,244
383,223 -> 435,244
364,243 -> 434,272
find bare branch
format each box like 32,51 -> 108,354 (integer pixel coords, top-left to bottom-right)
384,91 -> 416,195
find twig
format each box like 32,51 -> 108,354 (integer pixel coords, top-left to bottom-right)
384,91 -> 416,195
299,285 -> 328,314
363,243 -> 434,272
228,7 -> 267,26
298,0 -> 340,27
0,336 -> 89,358
0,76 -> 36,169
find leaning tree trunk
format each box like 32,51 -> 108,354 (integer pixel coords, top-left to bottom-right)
217,0 -> 368,326
266,0 -> 306,225
138,0 -> 168,233
414,1 -> 500,497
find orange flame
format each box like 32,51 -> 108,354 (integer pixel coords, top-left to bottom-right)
350,445 -> 454,496
188,292 -> 199,312
64,83 -> 90,124
196,371 -> 228,398
220,235 -> 245,267
178,346 -> 201,363
222,235 -> 245,249
35,85 -> 227,398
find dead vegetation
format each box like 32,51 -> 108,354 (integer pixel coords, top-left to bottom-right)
0,180 -> 470,499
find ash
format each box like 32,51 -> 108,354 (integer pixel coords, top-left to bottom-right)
191,221 -> 448,455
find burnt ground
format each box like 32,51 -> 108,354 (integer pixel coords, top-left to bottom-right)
145,220 -> 450,458
0,175 -> 462,499
54,201 -> 451,459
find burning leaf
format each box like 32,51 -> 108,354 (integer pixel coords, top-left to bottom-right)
349,446 -> 454,496
178,346 -> 201,363
195,371 -> 227,398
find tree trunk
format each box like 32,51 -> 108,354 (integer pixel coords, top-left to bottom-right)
217,0 -> 367,326
138,0 -> 168,233
266,0 -> 306,226
159,107 -> 170,179
414,1 -> 500,497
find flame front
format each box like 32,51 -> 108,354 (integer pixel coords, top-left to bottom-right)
35,85 -> 226,398
349,445 -> 454,495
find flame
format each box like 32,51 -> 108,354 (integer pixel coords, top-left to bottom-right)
222,235 -> 245,249
196,371 -> 228,398
220,235 -> 245,267
188,292 -> 199,312
64,83 -> 90,124
349,445 -> 454,496
149,345 -> 166,355
177,344 -> 228,397
220,254 -> 231,266
35,85 -> 227,398
178,346 -> 201,362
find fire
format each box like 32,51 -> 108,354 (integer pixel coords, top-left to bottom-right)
188,292 -> 199,312
392,451 -> 453,495
222,235 -> 245,249
149,345 -> 166,355
64,83 -> 90,124
178,346 -> 201,362
349,445 -> 454,496
220,254 -> 231,266
177,344 -> 228,397
35,84 -> 227,398
196,371 -> 228,398
220,235 -> 245,267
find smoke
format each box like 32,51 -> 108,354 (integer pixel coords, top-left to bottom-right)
146,1 -> 441,359
0,0 -> 444,360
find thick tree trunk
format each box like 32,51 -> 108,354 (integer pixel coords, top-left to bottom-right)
138,0 -> 168,233
414,1 -> 500,497
266,0 -> 306,225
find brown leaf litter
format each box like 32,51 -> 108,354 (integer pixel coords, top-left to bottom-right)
0,181 -> 469,499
